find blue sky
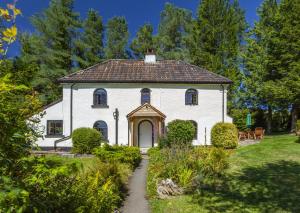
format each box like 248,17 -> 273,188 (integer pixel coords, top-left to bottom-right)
1,0 -> 263,57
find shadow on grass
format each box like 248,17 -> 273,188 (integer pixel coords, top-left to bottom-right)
194,160 -> 300,212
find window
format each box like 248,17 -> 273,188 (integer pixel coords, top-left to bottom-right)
141,88 -> 151,105
185,89 -> 198,105
93,89 -> 107,106
47,120 -> 63,136
190,120 -> 197,139
93,120 -> 108,140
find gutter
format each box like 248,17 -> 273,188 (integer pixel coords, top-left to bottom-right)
54,83 -> 75,151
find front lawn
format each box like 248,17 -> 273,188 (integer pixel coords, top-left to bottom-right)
150,134 -> 300,213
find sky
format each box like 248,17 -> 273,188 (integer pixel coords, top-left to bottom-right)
1,0 -> 263,57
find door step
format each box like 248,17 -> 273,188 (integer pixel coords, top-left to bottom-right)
140,148 -> 150,155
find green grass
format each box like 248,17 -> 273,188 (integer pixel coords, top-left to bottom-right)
150,134 -> 300,213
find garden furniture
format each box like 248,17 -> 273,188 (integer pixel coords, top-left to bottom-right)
255,127 -> 265,140
239,131 -> 247,140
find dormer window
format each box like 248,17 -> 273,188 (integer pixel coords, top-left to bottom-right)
93,88 -> 108,107
141,88 -> 151,105
185,89 -> 198,105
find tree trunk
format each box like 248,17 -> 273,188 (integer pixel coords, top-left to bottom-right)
291,104 -> 299,132
266,106 -> 272,134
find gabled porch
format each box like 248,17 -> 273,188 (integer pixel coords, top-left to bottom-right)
127,103 -> 166,148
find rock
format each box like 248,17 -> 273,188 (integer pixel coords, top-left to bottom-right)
157,178 -> 183,199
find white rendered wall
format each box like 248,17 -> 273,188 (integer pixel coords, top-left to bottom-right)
36,83 -> 232,148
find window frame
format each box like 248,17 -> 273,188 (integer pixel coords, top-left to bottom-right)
141,88 -> 151,105
185,89 -> 198,105
93,120 -> 108,141
92,88 -> 108,108
46,120 -> 63,137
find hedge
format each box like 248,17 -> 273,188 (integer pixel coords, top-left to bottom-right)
167,120 -> 196,147
72,127 -> 102,154
93,144 -> 142,169
211,122 -> 238,149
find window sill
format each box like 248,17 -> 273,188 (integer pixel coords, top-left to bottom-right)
185,104 -> 198,106
91,105 -> 109,108
45,135 -> 65,138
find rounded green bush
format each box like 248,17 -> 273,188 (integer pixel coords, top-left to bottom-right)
72,127 -> 102,154
167,120 -> 196,147
211,122 -> 238,149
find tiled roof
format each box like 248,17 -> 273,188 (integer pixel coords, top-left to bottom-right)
58,60 -> 232,84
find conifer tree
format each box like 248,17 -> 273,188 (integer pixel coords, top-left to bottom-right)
189,0 -> 247,109
156,3 -> 192,60
271,0 -> 300,131
21,0 -> 80,103
75,9 -> 104,68
130,24 -> 154,59
105,16 -> 129,59
243,0 -> 285,133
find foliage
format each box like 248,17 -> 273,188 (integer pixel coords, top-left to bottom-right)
0,156 -> 133,212
296,120 -> 300,136
147,146 -> 230,197
230,108 -> 255,131
74,9 -> 104,68
130,24 -> 154,59
189,0 -> 247,109
156,3 -> 192,60
93,144 -> 142,169
0,176 -> 29,212
0,1 -> 21,61
167,120 -> 196,147
211,122 -> 238,149
150,135 -> 300,213
21,0 -> 80,104
72,127 -> 102,154
105,16 -> 129,59
157,136 -> 170,149
0,74 -> 42,174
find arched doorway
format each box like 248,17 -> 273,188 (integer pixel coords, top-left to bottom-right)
138,120 -> 153,148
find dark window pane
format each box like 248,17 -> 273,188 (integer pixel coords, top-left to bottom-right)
47,120 -> 63,135
185,89 -> 197,105
141,88 -> 150,105
93,121 -> 108,140
94,89 -> 107,106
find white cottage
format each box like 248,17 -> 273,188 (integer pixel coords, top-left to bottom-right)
37,53 -> 232,150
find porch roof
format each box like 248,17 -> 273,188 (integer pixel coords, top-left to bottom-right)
127,103 -> 166,119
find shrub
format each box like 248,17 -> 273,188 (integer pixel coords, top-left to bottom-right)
147,146 -> 231,198
0,156 -> 130,213
193,147 -> 230,177
158,136 -> 170,149
211,122 -> 238,149
167,120 -> 195,147
296,120 -> 300,135
93,144 -> 142,169
72,127 -> 102,154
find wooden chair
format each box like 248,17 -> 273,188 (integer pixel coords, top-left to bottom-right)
254,127 -> 265,140
239,131 -> 247,140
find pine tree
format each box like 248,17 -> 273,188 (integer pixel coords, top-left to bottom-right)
130,24 -> 154,59
75,9 -> 104,68
243,0 -> 286,133
189,0 -> 247,109
271,0 -> 300,131
105,16 -> 129,59
21,0 -> 80,103
156,3 -> 192,60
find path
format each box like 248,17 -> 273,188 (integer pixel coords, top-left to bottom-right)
121,156 -> 150,213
